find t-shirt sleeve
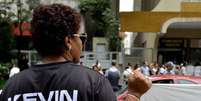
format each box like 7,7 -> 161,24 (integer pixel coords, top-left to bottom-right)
0,90 -> 7,101
95,76 -> 117,101
0,78 -> 13,101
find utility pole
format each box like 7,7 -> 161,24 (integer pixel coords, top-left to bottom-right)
17,0 -> 23,68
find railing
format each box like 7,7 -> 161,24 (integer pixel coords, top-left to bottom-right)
12,50 -> 122,69
81,51 -> 121,69
12,48 -> 157,69
11,50 -> 41,66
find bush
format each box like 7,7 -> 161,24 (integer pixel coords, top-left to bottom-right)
0,80 -> 6,89
0,63 -> 11,80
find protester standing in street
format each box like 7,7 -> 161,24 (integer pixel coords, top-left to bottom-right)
140,61 -> 150,76
165,61 -> 175,74
0,4 -> 151,101
105,62 -> 121,92
123,63 -> 133,84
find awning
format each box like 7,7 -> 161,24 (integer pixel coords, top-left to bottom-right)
14,22 -> 32,36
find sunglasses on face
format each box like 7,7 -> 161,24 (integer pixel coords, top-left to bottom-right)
73,33 -> 87,45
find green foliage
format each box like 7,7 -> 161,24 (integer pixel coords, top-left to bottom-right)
79,0 -> 111,35
0,62 -> 11,80
26,0 -> 40,11
108,35 -> 122,51
23,0 -> 41,21
79,0 -> 121,51
102,8 -> 121,51
0,80 -> 6,89
0,1 -> 15,63
79,0 -> 110,15
0,2 -> 15,22
0,20 -> 14,63
0,0 -> 40,63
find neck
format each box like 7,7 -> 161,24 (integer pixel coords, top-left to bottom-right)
42,56 -> 66,64
63,52 -> 74,62
42,52 -> 74,64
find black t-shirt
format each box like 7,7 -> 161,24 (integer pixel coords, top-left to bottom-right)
0,61 -> 116,101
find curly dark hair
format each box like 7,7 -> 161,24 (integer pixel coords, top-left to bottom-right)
31,4 -> 81,57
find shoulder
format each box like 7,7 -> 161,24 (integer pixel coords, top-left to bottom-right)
4,69 -> 32,87
74,64 -> 106,79
63,64 -> 111,91
1,69 -> 33,97
7,69 -> 31,81
57,63 -> 107,82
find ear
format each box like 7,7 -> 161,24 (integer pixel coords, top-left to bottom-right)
64,36 -> 72,49
64,36 -> 70,43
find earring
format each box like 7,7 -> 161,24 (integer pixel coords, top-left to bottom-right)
68,45 -> 72,51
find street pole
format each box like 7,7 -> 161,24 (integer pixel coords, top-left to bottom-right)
17,0 -> 22,68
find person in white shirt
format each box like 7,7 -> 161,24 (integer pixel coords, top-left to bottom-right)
9,65 -> 20,77
140,61 -> 150,76
123,63 -> 133,84
180,63 -> 186,75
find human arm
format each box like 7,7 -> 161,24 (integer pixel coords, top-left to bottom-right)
124,70 -> 152,101
125,94 -> 140,101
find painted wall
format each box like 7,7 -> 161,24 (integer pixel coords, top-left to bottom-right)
142,33 -> 158,63
181,2 -> 201,12
92,37 -> 108,52
152,0 -> 181,11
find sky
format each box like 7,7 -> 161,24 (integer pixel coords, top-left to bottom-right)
119,0 -> 134,12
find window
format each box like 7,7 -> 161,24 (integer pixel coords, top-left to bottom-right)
177,79 -> 196,84
152,79 -> 174,84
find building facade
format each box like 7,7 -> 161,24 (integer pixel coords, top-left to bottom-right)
120,0 -> 201,65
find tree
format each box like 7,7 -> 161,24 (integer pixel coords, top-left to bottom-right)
102,8 -> 121,51
0,1 -> 15,63
26,0 -> 40,11
0,21 -> 13,63
78,0 -> 121,51
0,0 -> 40,62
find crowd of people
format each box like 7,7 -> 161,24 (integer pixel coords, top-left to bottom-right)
91,60 -> 190,92
138,61 -> 187,76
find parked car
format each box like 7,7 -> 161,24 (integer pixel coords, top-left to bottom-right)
149,74 -> 201,84
117,74 -> 201,101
